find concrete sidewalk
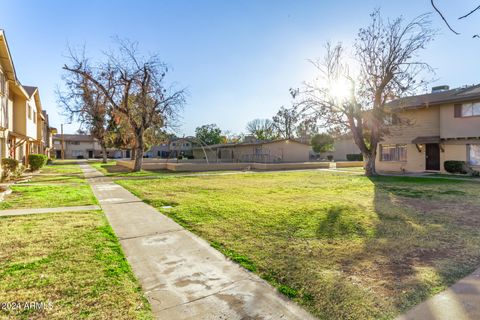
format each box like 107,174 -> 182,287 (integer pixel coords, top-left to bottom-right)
79,164 -> 316,320
0,205 -> 101,217
397,267 -> 480,320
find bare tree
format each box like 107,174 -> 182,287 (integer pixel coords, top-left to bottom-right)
295,118 -> 320,143
58,69 -> 111,163
272,106 -> 299,139
246,118 -> 277,140
431,0 -> 480,37
63,39 -> 185,171
293,10 -> 435,175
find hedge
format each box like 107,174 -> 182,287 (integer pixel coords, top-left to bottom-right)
444,160 -> 467,174
346,153 -> 363,161
28,154 -> 48,171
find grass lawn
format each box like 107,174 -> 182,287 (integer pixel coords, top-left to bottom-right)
117,171 -> 480,319
0,162 -> 97,210
426,173 -> 480,180
334,166 -> 365,172
0,211 -> 152,319
90,161 -> 169,178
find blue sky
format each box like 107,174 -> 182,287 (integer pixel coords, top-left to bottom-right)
2,1 -> 480,135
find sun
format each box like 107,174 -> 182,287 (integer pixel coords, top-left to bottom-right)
329,79 -> 351,101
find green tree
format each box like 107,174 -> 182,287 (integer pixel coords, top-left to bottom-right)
195,124 -> 223,145
311,133 -> 334,153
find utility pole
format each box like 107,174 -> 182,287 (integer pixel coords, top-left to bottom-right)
61,124 -> 65,160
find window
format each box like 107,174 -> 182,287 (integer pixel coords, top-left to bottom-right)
33,111 -> 36,123
455,103 -> 480,117
0,71 -> 5,96
468,144 -> 480,166
384,113 -> 400,125
380,144 -> 407,161
28,105 -> 32,120
68,141 -> 80,145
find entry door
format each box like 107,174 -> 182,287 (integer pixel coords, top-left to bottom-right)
88,150 -> 93,158
425,143 -> 440,171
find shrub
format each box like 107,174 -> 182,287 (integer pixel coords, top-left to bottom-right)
444,160 -> 467,174
471,170 -> 480,177
327,155 -> 334,161
346,153 -> 363,161
13,164 -> 25,179
187,155 -> 194,160
28,154 -> 48,171
1,158 -> 19,180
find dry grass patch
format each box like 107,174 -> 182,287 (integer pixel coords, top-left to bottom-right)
117,171 -> 480,319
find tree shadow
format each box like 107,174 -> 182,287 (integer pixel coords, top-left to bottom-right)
263,174 -> 480,318
354,175 -> 480,317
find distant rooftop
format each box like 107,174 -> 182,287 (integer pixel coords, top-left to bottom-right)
53,134 -> 95,142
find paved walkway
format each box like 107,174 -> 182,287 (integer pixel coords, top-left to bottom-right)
397,267 -> 480,320
79,163 -> 316,320
0,205 -> 101,217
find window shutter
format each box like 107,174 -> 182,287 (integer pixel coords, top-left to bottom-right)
454,104 -> 462,118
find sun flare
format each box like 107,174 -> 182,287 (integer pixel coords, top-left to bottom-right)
329,79 -> 351,101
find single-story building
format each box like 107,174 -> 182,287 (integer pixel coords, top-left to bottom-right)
192,139 -> 311,163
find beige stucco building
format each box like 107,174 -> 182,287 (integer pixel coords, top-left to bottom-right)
320,136 -> 361,161
376,85 -> 480,173
0,30 -> 53,170
53,134 -> 131,159
193,139 -> 311,163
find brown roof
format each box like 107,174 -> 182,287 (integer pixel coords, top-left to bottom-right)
388,84 -> 480,110
22,85 -> 37,98
53,134 -> 95,142
411,136 -> 440,144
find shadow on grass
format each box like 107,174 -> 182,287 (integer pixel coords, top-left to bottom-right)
262,174 -> 480,318
359,175 -> 480,316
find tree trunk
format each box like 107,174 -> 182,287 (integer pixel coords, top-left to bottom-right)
364,151 -> 377,176
132,134 -> 144,172
101,145 -> 108,164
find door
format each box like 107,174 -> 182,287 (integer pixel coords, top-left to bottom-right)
88,150 -> 93,158
425,143 -> 440,171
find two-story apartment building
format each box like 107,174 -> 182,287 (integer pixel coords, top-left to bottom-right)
377,85 -> 480,173
53,134 -> 131,159
0,29 -> 52,169
147,137 -> 194,158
